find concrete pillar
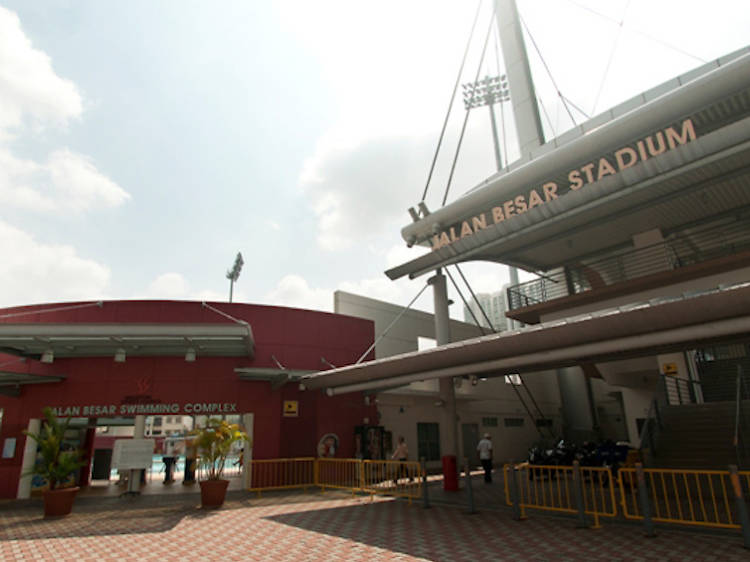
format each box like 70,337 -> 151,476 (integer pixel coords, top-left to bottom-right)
430,270 -> 458,457
495,0 -> 545,158
242,413 -> 254,489
17,418 -> 40,499
128,415 -> 146,494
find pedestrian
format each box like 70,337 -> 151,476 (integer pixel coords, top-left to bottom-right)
391,435 -> 410,484
477,433 -> 493,483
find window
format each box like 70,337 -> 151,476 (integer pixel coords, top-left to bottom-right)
482,417 -> 498,427
417,422 -> 441,462
504,418 -> 524,427
153,417 -> 163,426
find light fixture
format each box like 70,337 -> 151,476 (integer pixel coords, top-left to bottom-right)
185,348 -> 196,362
40,350 -> 54,364
114,348 -> 126,363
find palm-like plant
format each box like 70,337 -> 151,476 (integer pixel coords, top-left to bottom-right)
193,418 -> 248,480
24,407 -> 84,491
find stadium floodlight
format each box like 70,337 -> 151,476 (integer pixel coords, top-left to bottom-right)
226,252 -> 244,303
462,74 -> 510,171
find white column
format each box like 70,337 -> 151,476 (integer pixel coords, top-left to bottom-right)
17,418 -> 40,499
242,413 -> 254,489
430,270 -> 458,457
128,415 -> 147,494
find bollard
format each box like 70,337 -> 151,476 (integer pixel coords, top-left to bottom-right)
572,461 -> 588,529
729,465 -> 750,549
421,458 -> 430,509
509,461 -> 523,521
464,458 -> 477,514
635,463 -> 655,537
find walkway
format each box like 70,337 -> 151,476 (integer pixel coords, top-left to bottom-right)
1,478 -> 748,561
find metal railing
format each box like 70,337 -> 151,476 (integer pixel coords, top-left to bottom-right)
247,457 -> 315,493
245,458 -> 423,501
316,458 -> 363,494
361,460 -> 422,502
661,374 -> 702,406
618,466 -> 750,530
503,463 -> 616,528
507,220 -> 750,311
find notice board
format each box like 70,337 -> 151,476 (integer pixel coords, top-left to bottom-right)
112,438 -> 155,470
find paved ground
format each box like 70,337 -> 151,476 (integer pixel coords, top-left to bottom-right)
2,478 -> 749,562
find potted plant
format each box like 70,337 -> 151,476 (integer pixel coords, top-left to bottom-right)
192,418 -> 248,507
23,407 -> 84,517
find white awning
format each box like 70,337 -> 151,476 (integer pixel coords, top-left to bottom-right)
301,282 -> 750,395
0,323 -> 254,360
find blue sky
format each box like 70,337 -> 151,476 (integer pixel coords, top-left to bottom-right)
0,0 -> 748,316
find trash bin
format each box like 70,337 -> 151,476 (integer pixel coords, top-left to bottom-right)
442,455 -> 458,491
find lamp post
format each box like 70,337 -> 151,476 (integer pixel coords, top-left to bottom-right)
226,252 -> 244,303
462,74 -> 510,171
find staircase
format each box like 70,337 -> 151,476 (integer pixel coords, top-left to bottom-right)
651,401 -> 750,469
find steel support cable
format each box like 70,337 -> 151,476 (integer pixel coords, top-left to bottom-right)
538,96 -> 557,139
453,263 -> 553,432
355,282 -> 430,364
444,268 -> 488,337
492,23 -> 508,168
518,14 -> 577,128
561,94 -> 590,120
420,2 -> 483,203
453,264 -> 495,332
509,379 -> 545,438
591,0 -> 630,115
564,0 -> 706,64
441,6 -> 496,207
0,300 -> 103,320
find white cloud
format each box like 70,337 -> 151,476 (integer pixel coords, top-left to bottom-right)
263,274 -> 333,312
0,147 -> 129,214
138,273 -> 228,302
0,219 -> 110,307
301,134 -> 435,251
0,6 -> 82,139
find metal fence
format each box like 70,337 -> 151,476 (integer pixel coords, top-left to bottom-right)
618,466 -> 750,530
244,458 -> 422,501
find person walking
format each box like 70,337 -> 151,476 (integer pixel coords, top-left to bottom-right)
477,433 -> 493,483
391,436 -> 410,485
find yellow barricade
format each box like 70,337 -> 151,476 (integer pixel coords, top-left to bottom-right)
246,457 -> 315,494
315,458 -> 363,494
362,460 -> 422,502
504,464 -> 616,528
618,467 -> 750,529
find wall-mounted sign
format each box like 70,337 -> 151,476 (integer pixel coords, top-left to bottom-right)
47,401 -> 238,417
283,400 -> 298,417
430,118 -> 698,251
662,362 -> 678,376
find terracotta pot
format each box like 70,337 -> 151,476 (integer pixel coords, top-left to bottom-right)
43,486 -> 79,517
199,479 -> 229,508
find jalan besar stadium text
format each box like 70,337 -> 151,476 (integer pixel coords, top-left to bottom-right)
431,118 -> 697,251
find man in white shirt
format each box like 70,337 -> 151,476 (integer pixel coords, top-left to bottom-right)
477,433 -> 493,483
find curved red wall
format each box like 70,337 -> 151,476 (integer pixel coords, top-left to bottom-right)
0,300 -> 377,498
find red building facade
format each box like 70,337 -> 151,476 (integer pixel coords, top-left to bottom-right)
0,300 -> 377,499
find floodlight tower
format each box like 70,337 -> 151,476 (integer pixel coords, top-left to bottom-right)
226,252 -> 244,303
463,74 -> 520,324
462,74 -> 510,170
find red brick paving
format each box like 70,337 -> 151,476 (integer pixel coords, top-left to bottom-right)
1,489 -> 748,561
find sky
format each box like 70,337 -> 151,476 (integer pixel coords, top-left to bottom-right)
0,0 -> 748,319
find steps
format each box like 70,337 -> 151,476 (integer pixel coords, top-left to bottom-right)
651,401 -> 750,469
